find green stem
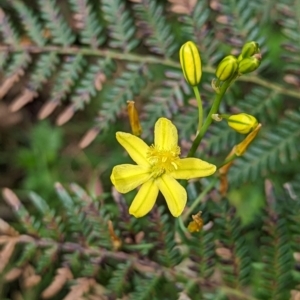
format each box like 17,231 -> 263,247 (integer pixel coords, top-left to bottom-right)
193,86 -> 203,133
182,177 -> 218,222
187,80 -> 232,158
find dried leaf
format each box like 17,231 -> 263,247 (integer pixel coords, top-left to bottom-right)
0,218 -> 19,236
0,239 -> 17,272
5,267 -> 23,282
56,104 -> 75,126
0,70 -> 24,100
21,265 -> 41,288
79,127 -> 100,149
9,89 -> 38,112
63,278 -> 95,300
2,188 -> 21,211
38,100 -> 60,120
42,267 -> 73,299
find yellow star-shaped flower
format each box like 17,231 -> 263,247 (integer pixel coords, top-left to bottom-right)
110,118 -> 216,218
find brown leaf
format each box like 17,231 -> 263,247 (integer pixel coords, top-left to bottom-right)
79,127 -> 100,149
42,267 -> 73,299
56,104 -> 75,126
38,100 -> 60,120
63,278 -> 95,300
0,70 -> 24,100
2,188 -> 21,211
9,89 -> 38,112
0,218 -> 19,236
0,239 -> 17,272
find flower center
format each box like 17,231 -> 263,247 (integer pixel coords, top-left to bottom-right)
147,144 -> 181,178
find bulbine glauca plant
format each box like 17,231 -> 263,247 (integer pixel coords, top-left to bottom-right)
111,41 -> 262,228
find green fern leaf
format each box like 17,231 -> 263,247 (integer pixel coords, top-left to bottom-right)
102,0 -> 139,52
0,7 -> 20,45
69,0 -> 105,47
12,0 -> 46,46
132,0 -> 178,57
38,0 -> 75,46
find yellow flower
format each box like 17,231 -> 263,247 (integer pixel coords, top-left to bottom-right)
111,118 -> 216,218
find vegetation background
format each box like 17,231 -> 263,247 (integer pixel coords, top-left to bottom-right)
0,0 -> 299,299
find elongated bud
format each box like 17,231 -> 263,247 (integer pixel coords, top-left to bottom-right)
238,55 -> 261,75
127,100 -> 142,136
215,55 -> 238,81
238,41 -> 260,62
235,124 -> 262,156
227,113 -> 258,134
179,41 -> 202,86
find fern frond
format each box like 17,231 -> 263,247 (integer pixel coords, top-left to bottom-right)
107,261 -> 132,297
38,0 -> 75,46
213,199 -> 251,288
142,70 -> 189,134
236,87 -> 282,122
69,0 -> 105,48
4,52 -> 31,77
102,0 -> 139,52
9,52 -> 59,112
277,2 -> 300,88
131,0 -> 178,57
230,110 -> 300,185
97,63 -> 149,131
148,206 -> 182,267
256,193 -> 295,300
11,0 -> 46,47
0,7 -> 20,46
130,275 -> 162,300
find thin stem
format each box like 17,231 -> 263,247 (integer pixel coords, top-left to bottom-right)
187,80 -> 232,158
182,177 -> 218,222
193,86 -> 203,133
217,153 -> 238,169
0,45 -> 299,100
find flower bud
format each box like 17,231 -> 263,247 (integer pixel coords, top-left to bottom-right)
127,100 -> 142,136
227,113 -> 258,134
238,41 -> 260,62
215,55 -> 238,81
238,55 -> 261,75
179,41 -> 201,86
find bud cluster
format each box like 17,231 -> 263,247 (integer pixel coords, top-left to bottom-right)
215,41 -> 262,82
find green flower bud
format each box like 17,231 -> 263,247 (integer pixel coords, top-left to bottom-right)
238,41 -> 260,62
227,113 -> 258,134
215,55 -> 238,81
179,41 -> 202,86
238,55 -> 261,75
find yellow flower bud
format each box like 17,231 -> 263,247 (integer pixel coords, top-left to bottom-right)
215,55 -> 238,81
227,113 -> 258,134
179,41 -> 202,86
238,41 -> 260,62
238,55 -> 261,75
127,100 -> 142,136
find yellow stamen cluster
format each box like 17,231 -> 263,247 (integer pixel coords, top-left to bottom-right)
147,144 -> 180,178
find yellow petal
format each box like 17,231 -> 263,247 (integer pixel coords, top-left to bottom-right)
171,158 -> 216,180
154,118 -> 178,150
129,180 -> 159,218
157,174 -> 186,217
111,164 -> 151,193
116,132 -> 150,166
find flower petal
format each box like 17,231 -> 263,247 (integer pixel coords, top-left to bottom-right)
111,164 -> 151,193
154,118 -> 178,150
116,132 -> 150,166
171,158 -> 216,180
129,180 -> 159,218
157,174 -> 187,217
